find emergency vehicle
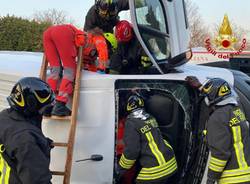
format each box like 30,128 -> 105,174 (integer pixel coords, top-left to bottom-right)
0,0 -> 250,183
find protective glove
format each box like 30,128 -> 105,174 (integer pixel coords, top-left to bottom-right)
46,138 -> 54,149
206,178 -> 216,184
185,76 -> 202,89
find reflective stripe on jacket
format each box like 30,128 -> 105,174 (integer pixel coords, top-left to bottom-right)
82,33 -> 108,71
0,145 -> 11,184
207,105 -> 250,183
118,110 -> 177,182
68,24 -> 109,71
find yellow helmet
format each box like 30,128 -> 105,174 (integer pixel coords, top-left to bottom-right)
103,32 -> 118,51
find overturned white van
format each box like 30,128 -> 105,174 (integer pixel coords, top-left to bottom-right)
0,0 -> 250,184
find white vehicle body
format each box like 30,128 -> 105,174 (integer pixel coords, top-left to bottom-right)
0,0 -> 250,184
0,53 -> 234,184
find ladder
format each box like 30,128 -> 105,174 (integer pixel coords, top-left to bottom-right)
39,46 -> 83,184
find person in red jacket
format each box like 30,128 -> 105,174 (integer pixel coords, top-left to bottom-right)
43,24 -> 108,116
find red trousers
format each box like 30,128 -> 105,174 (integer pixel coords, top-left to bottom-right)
43,25 -> 77,103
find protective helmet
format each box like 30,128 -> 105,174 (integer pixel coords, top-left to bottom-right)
103,32 -> 118,51
201,78 -> 232,106
7,77 -> 55,116
95,0 -> 118,19
115,20 -> 133,42
126,93 -> 144,113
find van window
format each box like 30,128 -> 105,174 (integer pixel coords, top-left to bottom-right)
134,0 -> 171,63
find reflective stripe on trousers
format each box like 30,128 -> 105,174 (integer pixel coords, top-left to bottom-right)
57,67 -> 75,103
47,66 -> 60,92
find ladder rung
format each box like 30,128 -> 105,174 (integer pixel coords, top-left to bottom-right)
51,171 -> 65,176
52,142 -> 68,147
43,115 -> 71,121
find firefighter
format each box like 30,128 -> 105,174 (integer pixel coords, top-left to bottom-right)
117,92 -> 178,184
84,0 -> 129,34
109,20 -> 153,74
43,24 -> 108,116
185,76 -> 250,184
0,77 -> 55,183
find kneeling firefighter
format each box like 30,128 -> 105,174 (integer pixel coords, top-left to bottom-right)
43,24 -> 108,116
186,76 -> 250,184
117,92 -> 177,184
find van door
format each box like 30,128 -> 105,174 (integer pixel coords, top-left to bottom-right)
128,0 -> 190,74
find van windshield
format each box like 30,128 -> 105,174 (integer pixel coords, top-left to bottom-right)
135,0 -> 171,67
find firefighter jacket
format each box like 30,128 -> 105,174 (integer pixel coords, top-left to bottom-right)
82,33 -> 109,71
118,109 -> 177,182
84,0 -> 129,33
109,39 -> 151,74
68,25 -> 109,71
0,108 -> 53,184
206,104 -> 250,184
43,24 -> 108,103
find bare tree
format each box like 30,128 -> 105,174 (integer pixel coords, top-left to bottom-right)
185,0 -> 210,48
32,9 -> 75,25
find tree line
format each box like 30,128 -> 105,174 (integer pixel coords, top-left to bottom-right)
0,9 -> 72,52
0,15 -> 51,52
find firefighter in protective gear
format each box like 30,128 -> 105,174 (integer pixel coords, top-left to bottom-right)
0,77 -> 54,183
109,20 -> 153,74
117,92 -> 177,184
84,0 -> 129,34
186,76 -> 250,184
43,24 -> 108,116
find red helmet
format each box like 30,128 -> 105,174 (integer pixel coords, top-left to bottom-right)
115,20 -> 133,42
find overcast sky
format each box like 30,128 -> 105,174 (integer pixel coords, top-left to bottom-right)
192,0 -> 250,30
1,0 -> 250,31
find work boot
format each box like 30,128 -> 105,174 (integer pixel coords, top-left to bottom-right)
51,101 -> 71,117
